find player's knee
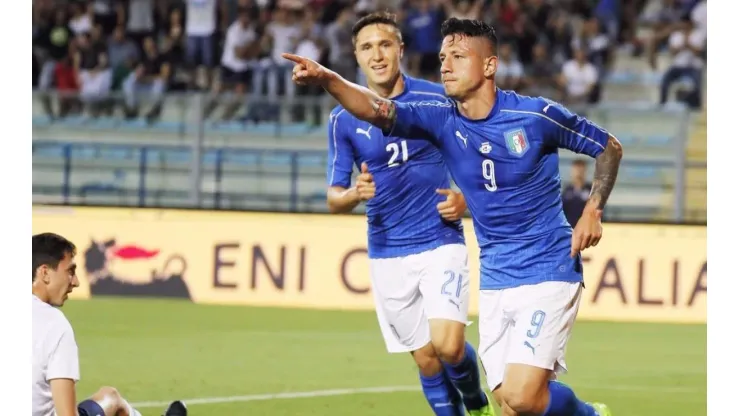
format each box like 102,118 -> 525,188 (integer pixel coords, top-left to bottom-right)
433,338 -> 465,363
501,389 -> 540,414
95,386 -> 121,401
429,320 -> 466,363
500,383 -> 549,415
412,343 -> 443,376
90,385 -> 126,412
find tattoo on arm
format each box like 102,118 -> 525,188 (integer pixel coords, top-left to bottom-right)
590,136 -> 623,210
371,99 -> 397,131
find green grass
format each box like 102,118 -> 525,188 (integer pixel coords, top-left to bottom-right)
64,297 -> 707,416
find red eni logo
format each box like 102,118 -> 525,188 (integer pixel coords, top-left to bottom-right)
83,238 -> 191,300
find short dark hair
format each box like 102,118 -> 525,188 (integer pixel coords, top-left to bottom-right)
441,18 -> 498,54
351,11 -> 402,46
32,233 -> 76,281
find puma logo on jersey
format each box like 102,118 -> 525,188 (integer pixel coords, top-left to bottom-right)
455,130 -> 467,147
356,125 -> 372,139
543,103 -> 552,113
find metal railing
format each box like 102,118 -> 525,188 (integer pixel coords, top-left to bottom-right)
31,91 -> 706,223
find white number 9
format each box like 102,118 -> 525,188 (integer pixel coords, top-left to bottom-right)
482,159 -> 497,191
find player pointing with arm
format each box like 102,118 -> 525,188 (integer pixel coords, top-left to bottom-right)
32,232 -> 187,416
324,12 -> 494,416
285,17 -> 621,416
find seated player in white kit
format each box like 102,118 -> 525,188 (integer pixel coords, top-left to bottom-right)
32,232 -> 186,416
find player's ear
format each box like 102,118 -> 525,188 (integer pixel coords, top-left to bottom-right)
484,56 -> 498,78
38,265 -> 51,284
399,41 -> 405,59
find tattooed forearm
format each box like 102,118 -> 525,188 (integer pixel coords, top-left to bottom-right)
589,136 -> 623,210
371,99 -> 397,131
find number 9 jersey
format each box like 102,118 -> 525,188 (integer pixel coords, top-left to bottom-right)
385,89 -> 611,290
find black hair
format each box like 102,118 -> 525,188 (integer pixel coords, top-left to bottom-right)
32,233 -> 76,281
441,18 -> 498,54
351,11 -> 403,46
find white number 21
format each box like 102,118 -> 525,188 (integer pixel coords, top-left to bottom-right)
482,159 -> 497,191
386,140 -> 408,167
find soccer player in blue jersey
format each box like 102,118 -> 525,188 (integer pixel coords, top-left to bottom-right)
325,12 -> 494,416
284,17 -> 622,416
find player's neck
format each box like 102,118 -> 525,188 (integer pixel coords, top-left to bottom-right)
368,72 -> 405,99
456,84 -> 497,120
31,285 -> 49,303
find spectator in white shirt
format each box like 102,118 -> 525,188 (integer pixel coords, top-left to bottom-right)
256,6 -> 301,98
558,48 -> 599,105
185,0 -> 228,89
496,43 -> 524,91
659,17 -> 705,109
31,232 -> 186,416
293,9 -> 325,125
205,7 -> 260,120
69,2 -> 93,36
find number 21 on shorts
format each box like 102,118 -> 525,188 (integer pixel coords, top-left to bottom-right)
441,270 -> 463,298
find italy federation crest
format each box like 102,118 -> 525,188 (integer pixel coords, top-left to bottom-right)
504,128 -> 530,157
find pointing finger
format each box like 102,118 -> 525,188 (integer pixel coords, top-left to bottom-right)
281,53 -> 306,64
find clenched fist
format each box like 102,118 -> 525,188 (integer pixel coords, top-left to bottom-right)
356,162 -> 375,201
570,207 -> 603,257
436,189 -> 467,221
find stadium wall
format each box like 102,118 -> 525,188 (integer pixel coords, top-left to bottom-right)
32,206 -> 706,324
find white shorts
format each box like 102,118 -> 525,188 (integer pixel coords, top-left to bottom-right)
370,243 -> 470,353
478,281 -> 583,391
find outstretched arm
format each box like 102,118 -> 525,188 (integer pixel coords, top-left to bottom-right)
327,77 -> 398,131
283,53 -> 397,130
283,53 -> 449,143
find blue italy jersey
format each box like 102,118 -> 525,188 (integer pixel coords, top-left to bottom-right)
327,75 -> 465,259
386,89 -> 611,289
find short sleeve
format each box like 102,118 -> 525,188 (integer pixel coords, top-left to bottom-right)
46,323 -> 80,382
542,99 -> 610,158
326,111 -> 355,188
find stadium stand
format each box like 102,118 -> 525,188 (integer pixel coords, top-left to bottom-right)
32,0 -> 707,223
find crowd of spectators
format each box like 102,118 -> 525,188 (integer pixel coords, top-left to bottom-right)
32,0 -> 707,122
